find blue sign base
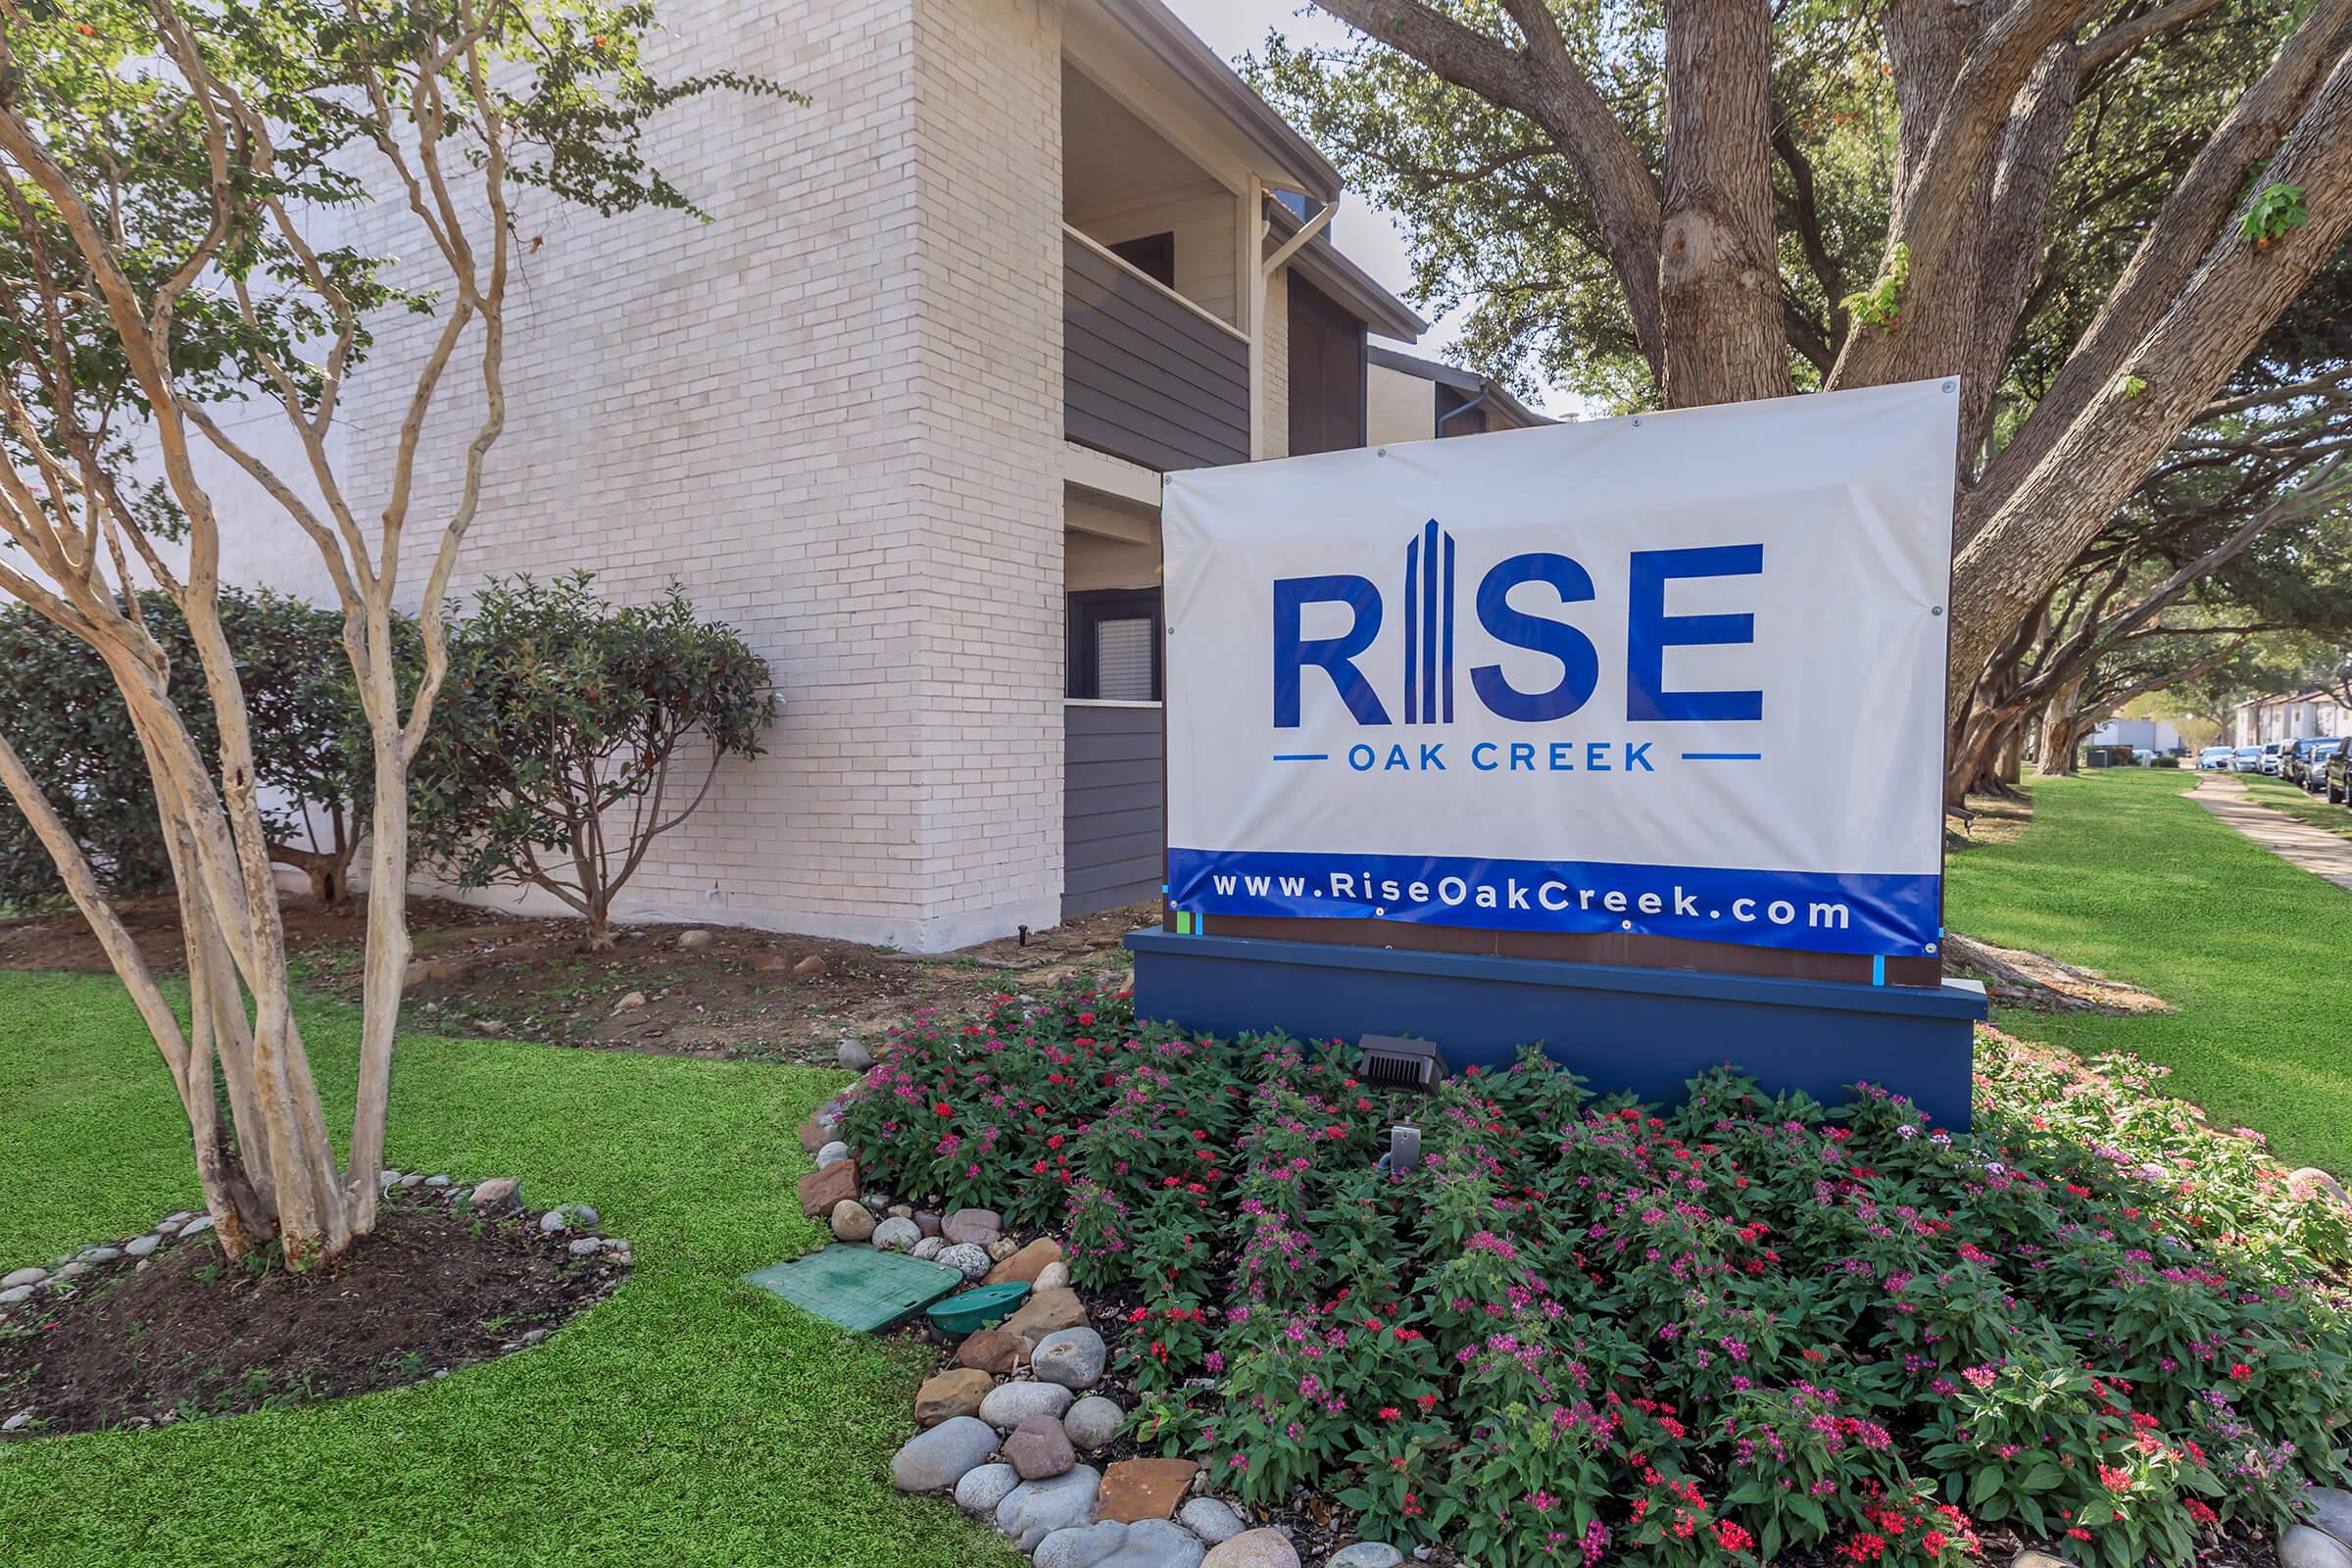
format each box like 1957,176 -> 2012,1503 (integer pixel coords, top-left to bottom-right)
1125,931 -> 1985,1131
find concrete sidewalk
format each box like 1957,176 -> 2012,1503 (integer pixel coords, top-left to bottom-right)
2191,774 -> 2352,894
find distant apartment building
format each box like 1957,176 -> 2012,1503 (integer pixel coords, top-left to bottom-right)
197,0 -> 1559,952
2234,691 -> 2352,746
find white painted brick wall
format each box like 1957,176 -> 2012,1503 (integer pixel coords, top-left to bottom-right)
288,0 -> 1066,951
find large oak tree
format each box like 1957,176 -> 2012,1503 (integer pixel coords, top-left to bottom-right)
1261,0 -> 2352,720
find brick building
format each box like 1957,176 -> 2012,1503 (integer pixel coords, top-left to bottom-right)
203,0 -> 1542,951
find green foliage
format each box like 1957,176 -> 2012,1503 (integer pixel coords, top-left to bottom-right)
2241,183 -> 2310,247
0,589 -> 381,909
1841,243 -> 1910,330
410,574 -> 774,939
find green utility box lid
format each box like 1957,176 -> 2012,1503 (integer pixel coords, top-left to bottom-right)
927,1281 -> 1030,1336
746,1245 -> 964,1335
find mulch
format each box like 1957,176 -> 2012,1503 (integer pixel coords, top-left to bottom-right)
0,1194 -> 625,1437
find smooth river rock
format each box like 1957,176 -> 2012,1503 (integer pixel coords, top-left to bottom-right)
1328,1545 -> 1405,1568
2282,1526 -> 2352,1568
996,1465 -> 1102,1552
1180,1498 -> 1248,1545
891,1415 -> 999,1493
1032,1326 -> 1107,1390
955,1461 -> 1021,1516
1202,1530 -> 1301,1568
870,1216 -> 922,1253
2306,1489 -> 2352,1550
1035,1519 -> 1205,1568
1063,1394 -> 1124,1450
980,1379 -> 1073,1431
1004,1413 -> 1076,1480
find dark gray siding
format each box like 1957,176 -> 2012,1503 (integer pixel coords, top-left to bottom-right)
1063,702 -> 1163,919
1064,233 -> 1250,472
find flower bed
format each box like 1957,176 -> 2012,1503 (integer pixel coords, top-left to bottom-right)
834,982 -> 2352,1568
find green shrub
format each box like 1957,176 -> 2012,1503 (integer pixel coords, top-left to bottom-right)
410,574 -> 774,947
0,589 -> 379,909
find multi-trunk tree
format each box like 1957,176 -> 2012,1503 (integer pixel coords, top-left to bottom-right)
1260,0 -> 2352,726
0,0 -> 782,1261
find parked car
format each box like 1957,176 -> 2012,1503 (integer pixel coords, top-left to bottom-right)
2234,745 -> 2265,771
2305,739 -> 2343,792
2198,745 -> 2236,770
2282,738 -> 2322,785
2329,746 -> 2352,804
2260,741 -> 2288,774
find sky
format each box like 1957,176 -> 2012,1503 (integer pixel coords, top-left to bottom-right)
1164,0 -> 1481,366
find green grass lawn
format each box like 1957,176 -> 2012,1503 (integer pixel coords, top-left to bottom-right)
0,970 -> 1024,1568
1947,768 -> 2352,1176
2239,771 -> 2352,842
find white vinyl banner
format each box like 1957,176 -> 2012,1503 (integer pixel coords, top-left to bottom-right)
1162,379 -> 1960,957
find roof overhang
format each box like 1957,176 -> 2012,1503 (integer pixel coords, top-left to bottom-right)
1368,345 -> 1552,426
1093,0 -> 1342,204
1267,198 -> 1429,343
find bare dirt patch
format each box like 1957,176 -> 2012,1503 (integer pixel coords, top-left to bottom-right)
0,894 -> 1154,1064
1947,788 -> 2034,848
0,1194 -> 623,1437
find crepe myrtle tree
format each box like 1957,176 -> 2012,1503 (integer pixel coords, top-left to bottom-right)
410,574 -> 776,951
0,0 -> 789,1261
1261,0 -> 2352,723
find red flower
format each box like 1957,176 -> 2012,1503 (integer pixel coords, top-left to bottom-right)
1415,1393 -> 1437,1411
933,1102 -> 954,1116
1378,1406 -> 1401,1421
2229,1362 -> 2252,1381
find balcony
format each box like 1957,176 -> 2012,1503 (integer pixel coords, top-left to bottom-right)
1062,225 -> 1250,472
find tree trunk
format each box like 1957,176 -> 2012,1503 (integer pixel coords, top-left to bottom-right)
1658,0 -> 1792,407
2037,680 -> 2085,776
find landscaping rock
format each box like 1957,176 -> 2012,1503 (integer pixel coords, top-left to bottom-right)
2306,1489 -> 2352,1549
612,991 -> 647,1012
980,1379 -> 1073,1431
796,1118 -> 830,1153
914,1211 -> 943,1238
539,1203 -> 598,1232
792,955 -> 825,978
123,1235 -> 163,1258
677,929 -> 712,951
1063,1395 -> 1123,1450
1036,1520 -> 1205,1568
815,1141 -> 852,1170
1097,1457 -> 1198,1522
914,1368 -> 997,1427
956,1328 -> 1031,1375
911,1237 -> 945,1260
796,1159 -> 858,1218
1,1267 -> 47,1290
470,1178 -> 521,1215
2281,1526 -> 2352,1568
2,1411 -> 30,1432
178,1216 -> 215,1239
996,1465 -> 1102,1552
0,1286 -> 30,1307
1033,1327 -> 1107,1390
53,1261 -> 87,1280
1179,1499 -> 1248,1545
1203,1531 -> 1300,1568
567,1237 -> 602,1257
1329,1545 -> 1404,1568
424,1175 -> 451,1189
2290,1168 -> 2352,1208
987,1237 -> 1021,1262
838,1038 -> 874,1071
937,1243 -> 992,1280
943,1207 -> 1004,1247
1003,1287 -> 1088,1340
1005,1413 -> 1076,1480
891,1415 -> 999,1493
1035,1259 -> 1071,1292
984,1238 -> 1064,1287
871,1216 -> 922,1252
830,1200 -> 876,1243
956,1461 -> 1021,1516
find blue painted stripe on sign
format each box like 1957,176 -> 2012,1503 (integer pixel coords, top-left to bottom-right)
1871,955 -> 1886,986
1167,847 -> 1939,956
1682,753 -> 1763,760
1442,529 -> 1456,723
1271,754 -> 1328,761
